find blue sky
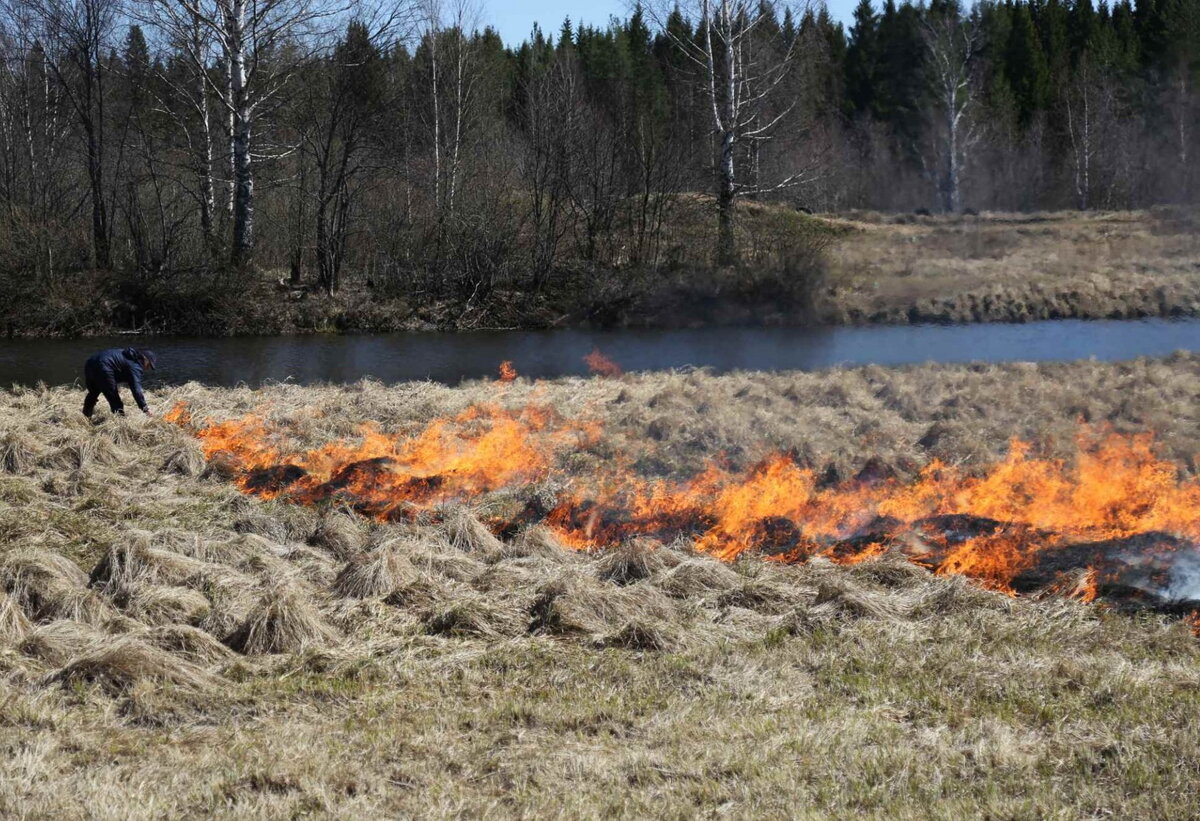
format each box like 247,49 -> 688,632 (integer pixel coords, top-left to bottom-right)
484,1 -> 857,46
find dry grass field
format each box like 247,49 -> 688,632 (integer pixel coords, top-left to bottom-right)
3,357 -> 1200,818
823,209 -> 1200,324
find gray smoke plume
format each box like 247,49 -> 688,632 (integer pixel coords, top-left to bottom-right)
1166,548 -> 1200,603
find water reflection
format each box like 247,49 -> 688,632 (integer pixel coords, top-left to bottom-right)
2,319 -> 1198,387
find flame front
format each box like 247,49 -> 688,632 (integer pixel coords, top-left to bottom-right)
184,403 -> 598,520
168,399 -> 1200,609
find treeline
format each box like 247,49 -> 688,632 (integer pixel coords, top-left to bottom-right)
0,0 -> 1196,332
834,0 -> 1200,212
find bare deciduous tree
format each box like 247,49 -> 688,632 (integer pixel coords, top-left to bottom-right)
296,19 -> 390,294
143,0 -> 345,264
921,0 -> 979,214
1062,51 -> 1121,210
419,0 -> 480,219
520,52 -> 572,284
11,0 -> 121,268
135,1 -> 221,248
0,16 -> 75,276
655,0 -> 809,265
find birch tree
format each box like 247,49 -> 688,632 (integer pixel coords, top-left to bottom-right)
921,0 -> 978,213
656,0 -> 809,265
0,17 -> 74,277
135,2 -> 220,248
1063,51 -> 1121,210
418,0 -> 480,220
142,0 -> 345,264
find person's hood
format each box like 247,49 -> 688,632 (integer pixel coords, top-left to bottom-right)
123,348 -> 157,370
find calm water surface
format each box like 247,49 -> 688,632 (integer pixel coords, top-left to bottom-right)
3,319 -> 1199,387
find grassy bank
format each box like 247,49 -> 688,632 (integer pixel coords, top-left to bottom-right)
2,357 -> 1200,817
6,205 -> 1198,338
824,208 -> 1200,324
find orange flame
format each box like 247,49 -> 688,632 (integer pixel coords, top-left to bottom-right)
163,402 -> 192,426
168,398 -> 1200,612
584,348 -> 623,377
1187,610 -> 1200,637
498,361 -> 517,382
177,402 -> 599,519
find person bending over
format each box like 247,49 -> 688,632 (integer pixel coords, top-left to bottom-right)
82,347 -> 157,417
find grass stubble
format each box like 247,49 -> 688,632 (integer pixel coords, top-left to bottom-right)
2,357 -> 1200,818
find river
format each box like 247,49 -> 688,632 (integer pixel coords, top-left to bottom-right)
3,318 -> 1199,387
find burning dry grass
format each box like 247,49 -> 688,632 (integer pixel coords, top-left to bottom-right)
2,360 -> 1200,817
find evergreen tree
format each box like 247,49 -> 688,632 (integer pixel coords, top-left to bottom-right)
1006,2 -> 1052,123
1111,0 -> 1142,70
845,0 -> 880,115
1070,0 -> 1099,60
875,0 -> 926,137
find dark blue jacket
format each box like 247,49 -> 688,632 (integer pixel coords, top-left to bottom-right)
85,348 -> 148,411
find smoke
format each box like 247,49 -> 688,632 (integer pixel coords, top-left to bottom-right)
1166,548 -> 1200,603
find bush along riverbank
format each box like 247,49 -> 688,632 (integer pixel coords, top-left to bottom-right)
4,206 -> 1199,338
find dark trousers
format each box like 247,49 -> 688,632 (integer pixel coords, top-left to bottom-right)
82,365 -> 123,417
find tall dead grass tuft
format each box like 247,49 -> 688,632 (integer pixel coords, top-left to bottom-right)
384,578 -> 454,613
421,593 -> 526,639
504,525 -> 575,561
138,625 -> 237,665
124,585 -> 211,626
653,559 -> 742,598
529,573 -> 681,639
0,590 -> 33,643
225,583 -> 339,655
398,536 -> 487,583
198,575 -> 259,639
595,620 -> 676,652
184,533 -> 274,566
332,545 -> 415,599
89,541 -> 211,591
592,540 -> 685,586
472,556 -> 561,593
811,577 -> 912,620
715,577 -> 804,615
310,511 -> 367,559
45,637 -> 219,694
0,430 -> 39,474
1,549 -> 115,623
233,512 -> 292,545
161,441 -> 206,476
19,620 -> 108,664
441,507 -> 504,554
847,555 -> 933,589
913,575 -> 1013,616
44,432 -> 124,471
